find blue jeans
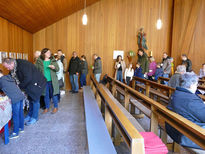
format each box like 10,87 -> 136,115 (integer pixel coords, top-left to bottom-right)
117,70 -> 123,82
69,74 -> 79,92
163,74 -> 169,85
80,73 -> 87,87
12,100 -> 24,134
95,74 -> 101,83
44,81 -> 59,109
27,99 -> 40,120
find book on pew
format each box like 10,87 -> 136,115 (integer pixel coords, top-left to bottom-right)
140,132 -> 168,154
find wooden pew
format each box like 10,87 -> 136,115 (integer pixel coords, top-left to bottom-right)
90,75 -> 145,154
83,86 -> 116,154
106,76 -> 205,150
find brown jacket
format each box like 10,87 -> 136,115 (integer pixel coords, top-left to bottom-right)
114,61 -> 126,79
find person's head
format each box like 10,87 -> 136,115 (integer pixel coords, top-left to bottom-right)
180,72 -> 198,93
139,27 -> 144,33
202,63 -> 205,70
138,49 -> 144,56
136,62 -> 140,68
0,70 -> 3,77
117,55 -> 122,62
93,54 -> 98,60
54,54 -> 58,60
2,58 -> 15,71
176,65 -> 186,74
34,51 -> 41,59
157,62 -> 161,68
149,56 -> 155,62
163,52 -> 168,59
40,48 -> 51,60
128,63 -> 132,68
170,57 -> 174,63
181,54 -> 187,61
57,49 -> 63,58
81,55 -> 86,61
72,51 -> 77,58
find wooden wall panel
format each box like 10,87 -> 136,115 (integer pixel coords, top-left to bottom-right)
33,0 -> 174,89
171,0 -> 205,74
0,17 -> 33,73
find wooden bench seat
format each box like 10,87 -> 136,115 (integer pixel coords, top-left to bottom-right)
102,85 -> 145,132
83,86 -> 117,154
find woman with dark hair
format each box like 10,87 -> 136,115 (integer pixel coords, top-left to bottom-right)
35,48 -> 60,114
114,55 -> 126,82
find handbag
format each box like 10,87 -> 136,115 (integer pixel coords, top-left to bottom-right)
58,78 -> 64,88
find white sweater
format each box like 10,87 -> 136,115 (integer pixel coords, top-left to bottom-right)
124,68 -> 134,80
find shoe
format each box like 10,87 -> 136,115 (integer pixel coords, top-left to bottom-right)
69,90 -> 73,93
42,109 -> 48,114
52,108 -> 58,114
19,128 -> 24,133
25,118 -> 37,126
9,133 -> 19,139
24,115 -> 30,123
73,91 -> 78,93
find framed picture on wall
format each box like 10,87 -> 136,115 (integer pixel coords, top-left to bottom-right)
13,53 -> 16,59
17,53 -> 23,59
0,51 -> 8,64
23,53 -> 28,60
113,50 -> 124,60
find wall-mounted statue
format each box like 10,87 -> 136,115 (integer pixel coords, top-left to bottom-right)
137,27 -> 148,50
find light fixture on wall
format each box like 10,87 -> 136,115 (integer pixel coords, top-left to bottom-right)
82,0 -> 88,25
156,0 -> 162,30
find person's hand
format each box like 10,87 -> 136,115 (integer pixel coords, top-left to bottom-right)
149,70 -> 152,72
48,65 -> 55,69
76,72 -> 79,75
117,64 -> 120,68
92,66 -> 94,70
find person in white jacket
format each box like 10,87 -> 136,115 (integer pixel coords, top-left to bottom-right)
124,63 -> 134,86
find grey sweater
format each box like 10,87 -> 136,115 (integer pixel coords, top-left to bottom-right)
93,57 -> 102,74
0,75 -> 24,104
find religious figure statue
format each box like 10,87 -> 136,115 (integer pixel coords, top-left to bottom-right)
137,27 -> 148,50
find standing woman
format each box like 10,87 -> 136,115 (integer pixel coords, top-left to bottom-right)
80,55 -> 88,88
114,55 -> 126,82
36,48 -> 60,114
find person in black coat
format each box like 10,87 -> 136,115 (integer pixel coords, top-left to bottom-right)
181,54 -> 192,72
68,51 -> 80,93
3,58 -> 47,126
166,72 -> 205,149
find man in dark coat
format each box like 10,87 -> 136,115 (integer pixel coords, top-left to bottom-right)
166,72 -> 205,149
3,58 -> 47,125
137,48 -> 149,76
68,51 -> 80,93
181,54 -> 192,72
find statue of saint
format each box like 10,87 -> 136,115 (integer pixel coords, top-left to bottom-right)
137,27 -> 148,50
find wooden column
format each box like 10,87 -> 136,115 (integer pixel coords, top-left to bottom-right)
124,89 -> 130,111
105,105 -> 112,136
150,106 -> 158,135
96,92 -> 102,110
145,83 -> 150,97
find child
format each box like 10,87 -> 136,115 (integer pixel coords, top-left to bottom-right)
0,70 -> 24,139
80,55 -> 88,88
124,64 -> 134,86
154,63 -> 164,81
134,62 -> 143,78
147,56 -> 157,80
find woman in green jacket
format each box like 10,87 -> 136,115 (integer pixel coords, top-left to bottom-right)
35,48 -> 60,114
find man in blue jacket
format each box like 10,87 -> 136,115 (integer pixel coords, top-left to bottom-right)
166,72 -> 205,149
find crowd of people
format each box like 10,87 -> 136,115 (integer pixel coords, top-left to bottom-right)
114,48 -> 205,149
0,48 -> 102,139
0,47 -> 204,150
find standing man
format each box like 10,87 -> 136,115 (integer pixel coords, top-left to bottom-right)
93,54 -> 102,82
181,54 -> 192,72
2,58 -> 47,125
137,48 -> 149,78
68,51 -> 80,93
161,53 -> 172,85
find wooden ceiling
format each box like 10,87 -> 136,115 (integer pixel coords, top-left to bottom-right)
0,0 -> 99,33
